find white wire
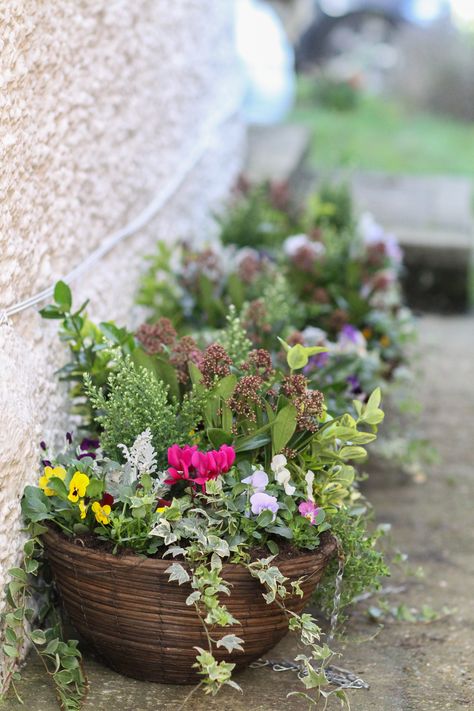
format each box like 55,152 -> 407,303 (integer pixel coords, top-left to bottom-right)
2,101 -> 242,319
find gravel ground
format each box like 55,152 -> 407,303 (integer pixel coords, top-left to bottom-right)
6,315 -> 474,711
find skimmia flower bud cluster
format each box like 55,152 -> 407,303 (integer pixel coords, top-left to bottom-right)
200,343 -> 233,387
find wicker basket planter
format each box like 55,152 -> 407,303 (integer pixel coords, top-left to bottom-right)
43,527 -> 337,684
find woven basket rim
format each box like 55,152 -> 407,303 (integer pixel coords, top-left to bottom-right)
43,524 -> 337,574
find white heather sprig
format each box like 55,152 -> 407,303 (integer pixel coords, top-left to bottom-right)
118,428 -> 157,482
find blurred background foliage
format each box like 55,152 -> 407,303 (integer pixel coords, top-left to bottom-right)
261,0 -> 474,176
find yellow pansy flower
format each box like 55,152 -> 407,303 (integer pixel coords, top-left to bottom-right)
78,500 -> 87,520
380,335 -> 391,348
188,429 -> 201,446
156,506 -> 167,514
39,466 -> 66,497
68,472 -> 90,503
91,501 -> 111,525
362,327 -> 373,341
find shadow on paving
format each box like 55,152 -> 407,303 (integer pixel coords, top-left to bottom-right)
6,316 -> 474,711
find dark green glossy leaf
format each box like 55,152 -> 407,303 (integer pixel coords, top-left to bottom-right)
272,404 -> 297,454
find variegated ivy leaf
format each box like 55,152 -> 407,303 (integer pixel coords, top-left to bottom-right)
162,546 -> 186,558
149,520 -> 178,545
298,660 -> 328,690
216,634 -> 245,653
262,590 -> 275,605
313,643 -> 333,661
165,563 -> 190,586
291,580 -> 304,598
130,494 -> 155,508
207,535 -> 230,558
253,565 -> 288,602
180,519 -> 208,544
224,680 -> 242,692
298,613 -> 321,646
210,553 -> 223,571
149,521 -> 169,537
186,591 -> 201,606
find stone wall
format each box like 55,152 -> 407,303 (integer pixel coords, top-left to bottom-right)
0,0 -> 244,601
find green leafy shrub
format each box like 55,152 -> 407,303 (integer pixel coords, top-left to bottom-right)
218,183 -> 294,249
85,358 -> 203,466
40,281 -> 137,430
303,181 -> 355,234
314,508 -> 389,616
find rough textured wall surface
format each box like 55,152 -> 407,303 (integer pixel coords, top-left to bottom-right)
0,0 -> 244,603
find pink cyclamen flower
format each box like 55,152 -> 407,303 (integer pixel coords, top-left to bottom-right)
216,444 -> 236,471
298,501 -> 320,525
168,444 -> 197,472
165,444 -> 236,489
166,444 -> 198,485
250,492 -> 279,518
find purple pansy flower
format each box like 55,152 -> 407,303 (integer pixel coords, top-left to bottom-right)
298,501 -> 320,524
40,441 -> 47,451
242,470 -> 268,492
78,452 -> 97,460
66,432 -> 73,444
304,351 -> 329,373
250,492 -> 279,518
41,459 -> 52,467
340,324 -> 359,343
346,374 -> 362,395
80,438 -> 100,451
338,324 -> 366,353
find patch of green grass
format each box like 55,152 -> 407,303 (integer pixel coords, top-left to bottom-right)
291,90 -> 474,176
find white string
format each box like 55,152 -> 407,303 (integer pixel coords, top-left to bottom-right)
2,100 -> 242,320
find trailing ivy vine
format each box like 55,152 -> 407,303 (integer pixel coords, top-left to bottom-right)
0,523 -> 87,710
164,532 -> 349,709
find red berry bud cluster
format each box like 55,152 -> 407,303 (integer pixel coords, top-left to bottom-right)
282,374 -> 308,397
200,344 -> 233,388
136,318 -> 177,354
227,375 -> 263,422
242,349 -> 275,379
294,390 -> 324,432
243,299 -> 271,344
170,336 -> 203,384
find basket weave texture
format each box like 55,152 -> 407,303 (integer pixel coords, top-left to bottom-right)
43,527 -> 336,684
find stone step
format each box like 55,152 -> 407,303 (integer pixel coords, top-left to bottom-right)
243,123 -> 311,185
351,172 -> 473,235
